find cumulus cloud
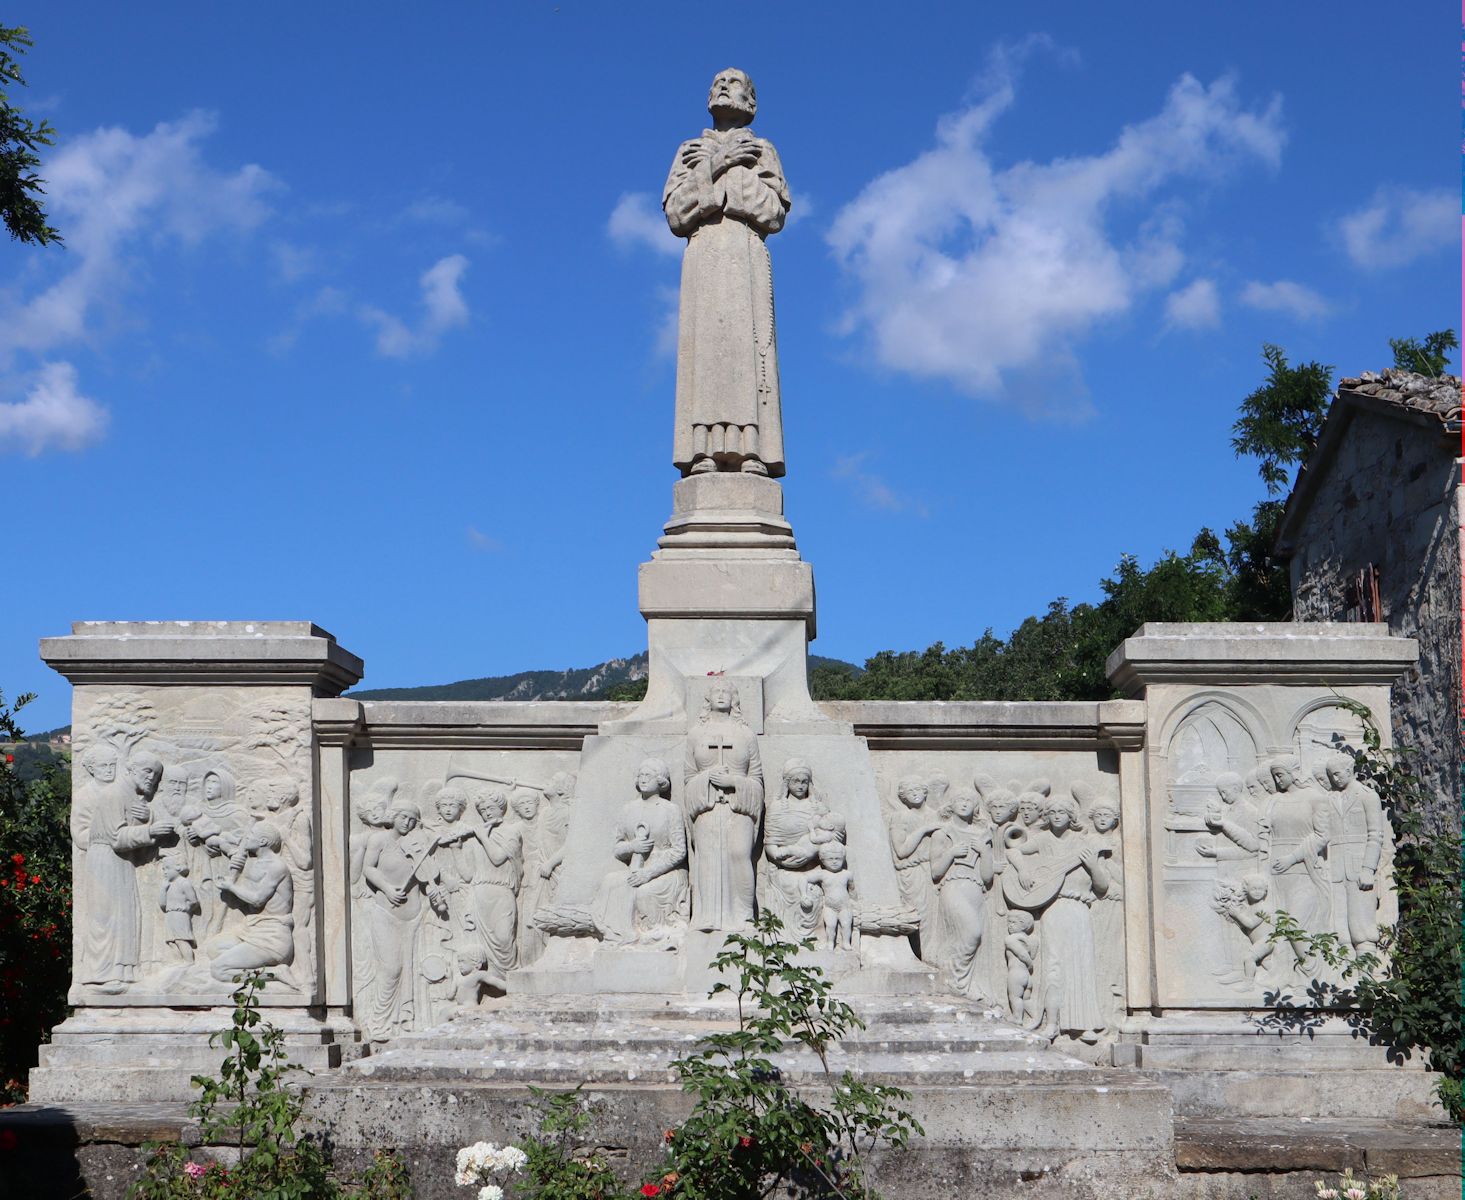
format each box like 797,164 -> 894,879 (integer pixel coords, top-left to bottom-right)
359,255 -> 471,358
1239,278 -> 1330,321
0,362 -> 109,456
825,52 -> 1284,416
831,453 -> 929,518
1336,187 -> 1455,270
607,191 -> 681,257
0,110 -> 278,359
1164,278 -> 1221,330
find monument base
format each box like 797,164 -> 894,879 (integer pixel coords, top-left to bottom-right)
28,1007 -> 360,1104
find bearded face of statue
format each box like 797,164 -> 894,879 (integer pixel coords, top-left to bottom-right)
708,69 -> 755,126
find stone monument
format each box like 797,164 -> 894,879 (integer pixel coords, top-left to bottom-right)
24,69 -> 1449,1199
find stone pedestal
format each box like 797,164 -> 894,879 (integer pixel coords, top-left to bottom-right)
32,622 -> 363,1102
624,473 -> 821,731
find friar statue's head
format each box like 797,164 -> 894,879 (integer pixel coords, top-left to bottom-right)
708,68 -> 756,128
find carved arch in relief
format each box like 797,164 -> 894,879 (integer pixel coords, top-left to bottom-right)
1287,698 -> 1371,782
1159,693 -> 1267,831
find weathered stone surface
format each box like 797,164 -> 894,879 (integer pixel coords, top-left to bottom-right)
1276,373 -> 1462,822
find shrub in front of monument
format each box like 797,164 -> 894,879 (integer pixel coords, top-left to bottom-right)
452,915 -> 922,1200
1267,704 -> 1463,1124
129,969 -> 412,1199
0,688 -> 72,1103
655,913 -> 923,1199
1311,1167 -> 1403,1199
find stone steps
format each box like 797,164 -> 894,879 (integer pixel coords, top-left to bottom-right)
334,993 -> 1083,1087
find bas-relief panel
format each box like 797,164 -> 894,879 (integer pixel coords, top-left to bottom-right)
868,751 -> 1126,1044
70,686 -> 316,1003
346,749 -> 582,1041
1158,697 -> 1394,1006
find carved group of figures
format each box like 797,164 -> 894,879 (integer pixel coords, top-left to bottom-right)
586,682 -> 855,952
73,733 -> 313,996
1191,754 -> 1384,991
349,768 -> 577,1041
885,773 -> 1125,1044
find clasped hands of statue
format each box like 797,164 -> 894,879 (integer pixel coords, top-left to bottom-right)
680,132 -> 761,180
129,799 -> 175,841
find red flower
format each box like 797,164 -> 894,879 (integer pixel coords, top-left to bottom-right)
4,754 -> 13,763
9,854 -> 22,866
663,1128 -> 675,1143
738,1136 -> 753,1149
29,876 -> 39,885
641,1186 -> 662,1197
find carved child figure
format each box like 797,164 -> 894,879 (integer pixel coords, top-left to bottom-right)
1004,910 -> 1038,1025
801,840 -> 856,951
453,949 -> 507,1008
158,857 -> 200,965
1215,875 -> 1275,981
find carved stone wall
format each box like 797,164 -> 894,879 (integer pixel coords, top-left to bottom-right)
1108,623 -> 1412,1011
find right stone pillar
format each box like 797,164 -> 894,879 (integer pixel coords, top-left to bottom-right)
1106,621 -> 1417,1015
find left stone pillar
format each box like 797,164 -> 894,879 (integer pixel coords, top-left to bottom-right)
32,621 -> 364,1102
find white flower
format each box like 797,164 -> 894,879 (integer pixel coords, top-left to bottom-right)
494,1145 -> 528,1173
1318,1190 -> 1339,1200
456,1142 -> 499,1186
1344,1190 -> 1366,1200
478,1187 -> 504,1200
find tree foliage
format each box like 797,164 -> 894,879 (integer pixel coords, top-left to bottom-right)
0,25 -> 61,245
1230,343 -> 1334,495
1388,329 -> 1459,378
1266,705 -> 1463,1124
811,509 -> 1290,705
0,689 -> 72,1102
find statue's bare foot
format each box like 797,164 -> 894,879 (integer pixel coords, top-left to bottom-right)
740,458 -> 768,476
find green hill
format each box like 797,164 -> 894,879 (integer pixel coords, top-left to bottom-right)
348,652 -> 861,702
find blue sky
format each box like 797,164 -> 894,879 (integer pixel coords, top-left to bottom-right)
2,2 -> 1458,733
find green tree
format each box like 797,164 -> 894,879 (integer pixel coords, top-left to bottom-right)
1230,343 -> 1334,495
1,25 -> 61,245
1388,329 -> 1458,378
0,690 -> 73,1102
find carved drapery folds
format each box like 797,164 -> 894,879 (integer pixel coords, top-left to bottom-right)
69,688 -> 317,1001
1160,697 -> 1392,1002
878,768 -> 1126,1043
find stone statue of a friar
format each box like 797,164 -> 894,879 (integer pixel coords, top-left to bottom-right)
664,68 -> 789,478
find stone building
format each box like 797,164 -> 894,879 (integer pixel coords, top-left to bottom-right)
1276,368 -> 1462,816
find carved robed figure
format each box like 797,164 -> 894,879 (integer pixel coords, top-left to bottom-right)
664,68 -> 789,478
683,680 -> 764,930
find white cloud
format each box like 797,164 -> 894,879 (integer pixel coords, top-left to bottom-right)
653,284 -> 680,360
359,255 -> 471,358
826,54 -> 1284,417
1336,187 -> 1455,270
466,526 -> 503,553
607,192 -> 681,257
0,362 -> 109,456
831,452 -> 929,518
402,195 -> 470,225
1164,278 -> 1221,330
0,111 -> 278,359
271,241 -> 319,283
1239,278 -> 1330,321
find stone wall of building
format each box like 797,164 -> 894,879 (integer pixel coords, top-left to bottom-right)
1288,410 -> 1461,818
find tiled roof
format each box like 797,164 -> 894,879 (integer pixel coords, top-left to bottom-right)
1336,368 -> 1462,423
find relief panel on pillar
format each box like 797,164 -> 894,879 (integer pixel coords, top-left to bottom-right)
70,687 -> 316,1003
